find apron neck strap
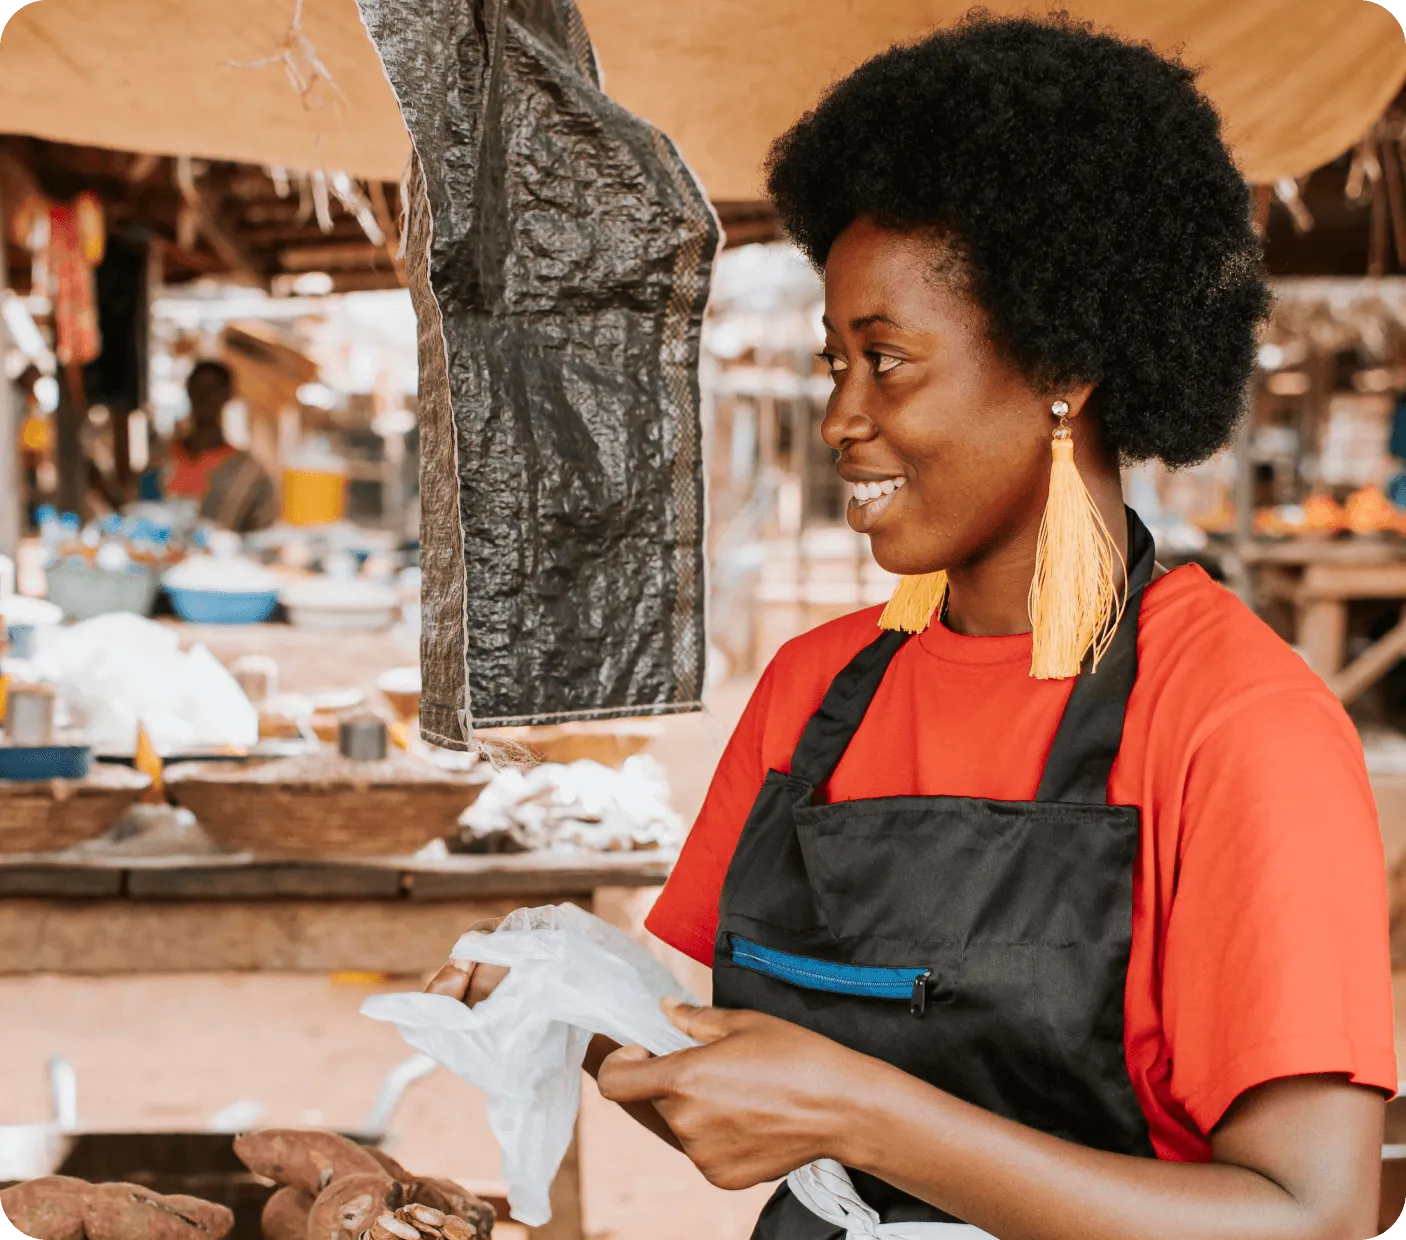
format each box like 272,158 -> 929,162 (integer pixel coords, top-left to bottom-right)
1034,506 -> 1156,805
787,629 -> 910,792
785,507 -> 1157,803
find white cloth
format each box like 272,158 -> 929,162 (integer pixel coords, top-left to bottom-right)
787,1159 -> 995,1240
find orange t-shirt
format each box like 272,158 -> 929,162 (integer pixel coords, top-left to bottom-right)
166,442 -> 235,500
645,565 -> 1397,1161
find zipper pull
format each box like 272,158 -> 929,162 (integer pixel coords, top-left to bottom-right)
910,969 -> 932,1017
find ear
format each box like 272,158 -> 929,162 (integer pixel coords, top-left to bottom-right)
1060,383 -> 1098,421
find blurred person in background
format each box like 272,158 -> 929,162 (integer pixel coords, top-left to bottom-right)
149,359 -> 277,533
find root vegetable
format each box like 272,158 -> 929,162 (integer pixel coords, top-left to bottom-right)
306,1174 -> 403,1240
369,1214 -> 420,1239
259,1185 -> 315,1240
233,1129 -> 383,1194
440,1220 -> 476,1240
0,1176 -> 87,1240
83,1181 -> 234,1240
403,1204 -> 446,1228
406,1180 -> 493,1238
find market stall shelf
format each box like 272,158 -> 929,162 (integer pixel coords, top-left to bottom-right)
1245,539 -> 1406,701
0,851 -> 672,972
0,850 -> 670,1240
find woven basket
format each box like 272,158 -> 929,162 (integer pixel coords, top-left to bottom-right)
0,766 -> 152,854
166,755 -> 485,857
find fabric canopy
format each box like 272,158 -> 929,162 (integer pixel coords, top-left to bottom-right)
0,0 -> 1401,197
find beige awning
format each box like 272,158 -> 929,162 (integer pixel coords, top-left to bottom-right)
0,0 -> 1402,197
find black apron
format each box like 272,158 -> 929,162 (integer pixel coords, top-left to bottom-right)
712,510 -> 1157,1238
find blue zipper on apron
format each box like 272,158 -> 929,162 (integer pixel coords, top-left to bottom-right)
728,936 -> 934,1016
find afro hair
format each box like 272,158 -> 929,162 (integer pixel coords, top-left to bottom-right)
765,13 -> 1269,467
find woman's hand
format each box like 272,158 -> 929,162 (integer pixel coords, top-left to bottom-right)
424,958 -> 510,1006
596,999 -> 870,1189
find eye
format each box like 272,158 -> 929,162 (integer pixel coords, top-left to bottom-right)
818,351 -> 849,375
872,353 -> 903,375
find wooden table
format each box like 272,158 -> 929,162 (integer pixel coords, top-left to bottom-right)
0,848 -> 673,1240
1242,539 -> 1406,703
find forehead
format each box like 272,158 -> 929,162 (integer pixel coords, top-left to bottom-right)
822,217 -> 981,335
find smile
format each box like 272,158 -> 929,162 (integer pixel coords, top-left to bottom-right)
851,477 -> 906,507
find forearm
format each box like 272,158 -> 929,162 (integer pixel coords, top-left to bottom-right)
584,1035 -> 682,1150
839,1061 -> 1374,1240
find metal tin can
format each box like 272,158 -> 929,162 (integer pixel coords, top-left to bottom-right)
338,715 -> 388,761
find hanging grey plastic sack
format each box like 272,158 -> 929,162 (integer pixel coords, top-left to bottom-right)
356,0 -> 719,745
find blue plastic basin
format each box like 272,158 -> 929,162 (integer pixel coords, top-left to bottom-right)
164,586 -> 279,625
0,745 -> 93,780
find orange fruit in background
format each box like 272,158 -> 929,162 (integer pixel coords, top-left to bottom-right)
1301,494 -> 1347,533
1345,485 -> 1397,535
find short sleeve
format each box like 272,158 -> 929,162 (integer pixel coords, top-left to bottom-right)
645,664 -> 781,964
1161,688 -> 1397,1133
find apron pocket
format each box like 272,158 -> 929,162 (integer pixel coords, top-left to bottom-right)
727,935 -> 950,1017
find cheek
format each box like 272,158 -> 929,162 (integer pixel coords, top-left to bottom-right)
875,400 -> 1051,570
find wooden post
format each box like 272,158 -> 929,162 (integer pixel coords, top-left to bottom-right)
55,362 -> 88,516
0,194 -> 20,564
526,1122 -> 585,1240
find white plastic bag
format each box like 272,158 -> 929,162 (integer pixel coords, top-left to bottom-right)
29,613 -> 257,755
360,904 -> 699,1226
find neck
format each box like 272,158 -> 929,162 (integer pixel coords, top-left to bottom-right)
186,425 -> 225,454
942,462 -> 1126,638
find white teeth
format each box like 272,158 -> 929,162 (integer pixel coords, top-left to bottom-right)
852,478 -> 905,505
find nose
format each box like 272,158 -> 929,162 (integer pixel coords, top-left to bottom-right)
820,384 -> 877,453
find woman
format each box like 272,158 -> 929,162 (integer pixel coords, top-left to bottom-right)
433,15 -> 1396,1239
151,360 -> 277,532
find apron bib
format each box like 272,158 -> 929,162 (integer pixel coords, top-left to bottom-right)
713,510 -> 1157,1240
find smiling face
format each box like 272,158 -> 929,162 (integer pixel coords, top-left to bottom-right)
820,217 -> 1095,578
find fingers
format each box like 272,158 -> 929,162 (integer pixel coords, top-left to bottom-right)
466,962 -> 510,1007
425,959 -> 475,1000
662,996 -> 737,1044
597,1044 -> 675,1104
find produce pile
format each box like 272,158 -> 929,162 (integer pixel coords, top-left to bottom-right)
0,1178 -> 234,1240
0,1130 -> 493,1240
235,1129 -> 494,1240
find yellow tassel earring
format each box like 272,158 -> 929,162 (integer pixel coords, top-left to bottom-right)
1027,399 -> 1126,679
878,569 -> 948,634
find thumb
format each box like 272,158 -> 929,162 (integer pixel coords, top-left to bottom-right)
662,995 -> 734,1043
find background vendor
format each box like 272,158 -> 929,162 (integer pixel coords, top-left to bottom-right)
150,359 -> 277,533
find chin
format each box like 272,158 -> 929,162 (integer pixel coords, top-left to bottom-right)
867,532 -> 950,577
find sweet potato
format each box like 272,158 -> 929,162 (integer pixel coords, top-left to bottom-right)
364,1146 -> 413,1182
259,1185 -> 315,1240
405,1180 -> 493,1238
233,1129 -> 383,1194
305,1174 -> 403,1240
0,1176 -> 88,1240
83,1181 -> 234,1240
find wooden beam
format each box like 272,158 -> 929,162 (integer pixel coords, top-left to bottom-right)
367,179 -> 406,285
0,897 -> 530,973
1328,610 -> 1406,704
279,241 -> 388,271
192,197 -> 262,282
723,216 -> 783,248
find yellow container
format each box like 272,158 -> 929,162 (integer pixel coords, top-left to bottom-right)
283,467 -> 346,526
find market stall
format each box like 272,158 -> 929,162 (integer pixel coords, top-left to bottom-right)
5,5 -> 1406,1240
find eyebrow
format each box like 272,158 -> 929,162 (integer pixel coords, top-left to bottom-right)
820,313 -> 911,333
